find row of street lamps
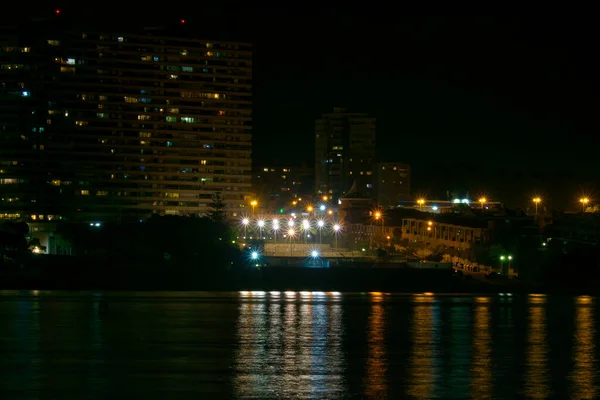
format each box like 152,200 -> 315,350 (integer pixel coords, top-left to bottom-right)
240,218 -> 342,246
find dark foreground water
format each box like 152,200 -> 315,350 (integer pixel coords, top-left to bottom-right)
0,291 -> 598,399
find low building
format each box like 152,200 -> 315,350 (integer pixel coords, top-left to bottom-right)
402,217 -> 490,251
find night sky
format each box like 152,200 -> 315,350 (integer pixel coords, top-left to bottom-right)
3,7 -> 598,210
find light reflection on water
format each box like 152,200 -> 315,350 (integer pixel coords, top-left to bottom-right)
233,292 -> 344,398
570,296 -> 597,400
471,297 -> 492,399
524,294 -> 550,399
1,291 -> 600,398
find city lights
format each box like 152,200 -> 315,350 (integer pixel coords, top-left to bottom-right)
302,219 -> 310,230
288,219 -> 295,228
311,250 -> 319,258
319,204 -> 326,211
251,251 -> 259,260
257,219 -> 265,228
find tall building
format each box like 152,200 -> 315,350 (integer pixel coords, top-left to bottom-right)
374,162 -> 411,208
314,108 -> 376,202
0,18 -> 252,222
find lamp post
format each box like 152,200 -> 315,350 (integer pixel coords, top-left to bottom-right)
288,228 -> 295,256
479,197 -> 487,210
580,197 -> 590,213
333,224 -> 340,249
533,197 -> 541,217
302,219 -> 310,247
257,219 -> 265,239
417,198 -> 425,210
242,218 -> 249,238
250,200 -> 257,217
317,219 -> 325,244
272,219 -> 280,247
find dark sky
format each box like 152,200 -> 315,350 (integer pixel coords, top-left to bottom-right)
4,7 -> 599,209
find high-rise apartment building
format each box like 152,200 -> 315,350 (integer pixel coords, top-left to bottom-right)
314,108 -> 375,202
374,162 -> 411,208
0,18 -> 252,222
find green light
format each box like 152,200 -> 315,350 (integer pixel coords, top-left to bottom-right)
279,208 -> 284,213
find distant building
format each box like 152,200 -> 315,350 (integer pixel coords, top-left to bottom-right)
253,165 -> 313,213
374,162 -> 411,208
0,19 -> 252,223
314,108 -> 376,202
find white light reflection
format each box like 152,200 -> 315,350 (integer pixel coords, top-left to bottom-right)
234,293 -> 345,397
269,291 -> 281,297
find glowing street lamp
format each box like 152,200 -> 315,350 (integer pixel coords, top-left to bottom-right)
310,249 -> 319,258
479,197 -> 487,210
288,228 -> 296,256
319,204 -> 326,212
257,219 -> 265,238
251,251 -> 259,260
287,219 -> 295,228
533,197 -> 542,217
317,219 -> 325,244
307,205 -> 314,214
250,200 -> 258,216
580,197 -> 590,213
272,219 -> 280,246
301,219 -> 311,244
322,195 -> 328,202
333,223 -> 341,249
417,198 -> 425,210
241,217 -> 250,238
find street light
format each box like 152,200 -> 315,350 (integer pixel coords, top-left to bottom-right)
317,219 -> 325,244
417,198 -> 425,210
272,219 -> 280,246
333,223 -> 341,249
301,219 -> 310,245
288,228 -> 296,256
241,218 -> 250,238
307,205 -> 314,215
322,195 -> 328,202
311,249 -> 319,258
287,219 -> 295,228
257,219 -> 265,239
319,204 -> 326,211
250,200 -> 258,216
580,197 -> 590,213
479,197 -> 487,209
533,197 -> 542,217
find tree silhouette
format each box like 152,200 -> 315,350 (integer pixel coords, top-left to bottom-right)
206,192 -> 227,223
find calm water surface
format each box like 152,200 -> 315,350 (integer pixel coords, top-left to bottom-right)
0,291 -> 598,399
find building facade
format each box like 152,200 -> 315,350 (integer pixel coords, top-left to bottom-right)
374,162 -> 411,208
314,108 -> 375,202
1,19 -> 252,222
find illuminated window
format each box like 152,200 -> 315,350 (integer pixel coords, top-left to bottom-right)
138,115 -> 151,120
263,168 -> 268,172
169,74 -> 178,79
60,66 -> 75,73
168,108 -> 179,114
99,95 -> 107,101
117,37 -> 123,42
75,121 -> 88,126
182,66 -> 193,72
80,190 -> 90,195
124,96 -> 138,103
97,191 -> 108,196
97,113 -> 108,119
181,117 -> 196,123
139,132 -> 152,138
47,40 -> 60,46
165,116 -> 177,122
201,160 -> 207,165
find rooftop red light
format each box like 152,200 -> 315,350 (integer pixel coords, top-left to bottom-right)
55,9 -> 61,15
180,19 -> 186,24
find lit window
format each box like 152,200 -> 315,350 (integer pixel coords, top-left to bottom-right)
181,117 -> 196,123
124,96 -> 138,103
201,160 -> 207,165
75,121 -> 88,126
21,91 -> 30,97
97,191 -> 108,196
165,116 -> 177,122
263,168 -> 268,172
117,37 -> 123,42
182,66 -> 193,72
168,108 -> 179,114
139,132 -> 152,138
81,190 -> 90,195
47,40 -> 60,46
66,58 -> 75,65
96,113 -> 108,118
